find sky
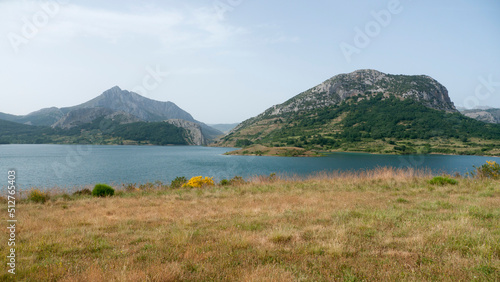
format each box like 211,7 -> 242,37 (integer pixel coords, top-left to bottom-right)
1,0 -> 499,124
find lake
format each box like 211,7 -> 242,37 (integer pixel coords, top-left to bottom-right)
0,144 -> 498,190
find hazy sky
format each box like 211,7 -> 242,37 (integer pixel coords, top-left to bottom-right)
1,0 -> 499,124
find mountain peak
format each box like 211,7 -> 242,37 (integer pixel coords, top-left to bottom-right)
101,86 -> 124,97
106,86 -> 122,92
350,69 -> 383,75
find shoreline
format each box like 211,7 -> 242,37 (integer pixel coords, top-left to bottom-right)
222,146 -> 500,158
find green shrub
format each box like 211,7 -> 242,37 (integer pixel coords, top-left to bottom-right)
472,161 -> 500,179
230,176 -> 246,185
124,183 -> 137,192
28,189 -> 49,203
219,176 -> 246,186
429,176 -> 458,186
139,182 -> 155,190
92,184 -> 115,197
171,177 -> 187,188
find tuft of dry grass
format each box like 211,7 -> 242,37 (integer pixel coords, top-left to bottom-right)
1,168 -> 499,281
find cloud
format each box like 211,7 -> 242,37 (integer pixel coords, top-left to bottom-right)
0,0 -> 245,52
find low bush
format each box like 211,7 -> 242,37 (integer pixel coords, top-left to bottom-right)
92,184 -> 115,197
171,177 -> 187,188
28,189 -> 50,204
429,176 -> 458,186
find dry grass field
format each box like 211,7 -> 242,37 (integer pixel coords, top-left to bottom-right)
1,168 -> 499,281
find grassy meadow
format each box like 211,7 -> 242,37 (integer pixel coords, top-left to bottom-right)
1,168 -> 499,281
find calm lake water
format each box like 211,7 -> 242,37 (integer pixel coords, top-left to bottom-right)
0,144 -> 499,190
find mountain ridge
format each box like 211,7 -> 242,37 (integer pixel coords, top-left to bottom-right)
459,108 -> 500,124
61,86 -> 196,122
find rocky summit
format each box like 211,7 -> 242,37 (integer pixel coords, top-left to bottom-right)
262,69 -> 456,117
64,86 -> 196,122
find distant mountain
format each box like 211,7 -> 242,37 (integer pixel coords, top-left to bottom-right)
61,86 -> 195,122
219,69 -> 500,155
208,123 -> 240,134
0,107 -> 64,126
459,108 -> 500,124
0,86 -> 195,127
0,86 -> 223,145
457,106 -> 493,111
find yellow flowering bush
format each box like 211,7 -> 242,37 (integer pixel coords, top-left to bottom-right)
182,176 -> 215,188
473,161 -> 500,179
28,189 -> 50,204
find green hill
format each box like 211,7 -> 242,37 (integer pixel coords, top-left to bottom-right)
0,119 -> 51,144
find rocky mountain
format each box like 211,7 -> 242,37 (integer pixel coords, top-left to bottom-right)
228,69 -> 457,136
220,69 -> 500,155
459,108 -> 500,124
59,86 -> 222,140
0,86 -> 223,143
0,87 -> 194,127
259,69 -> 455,117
